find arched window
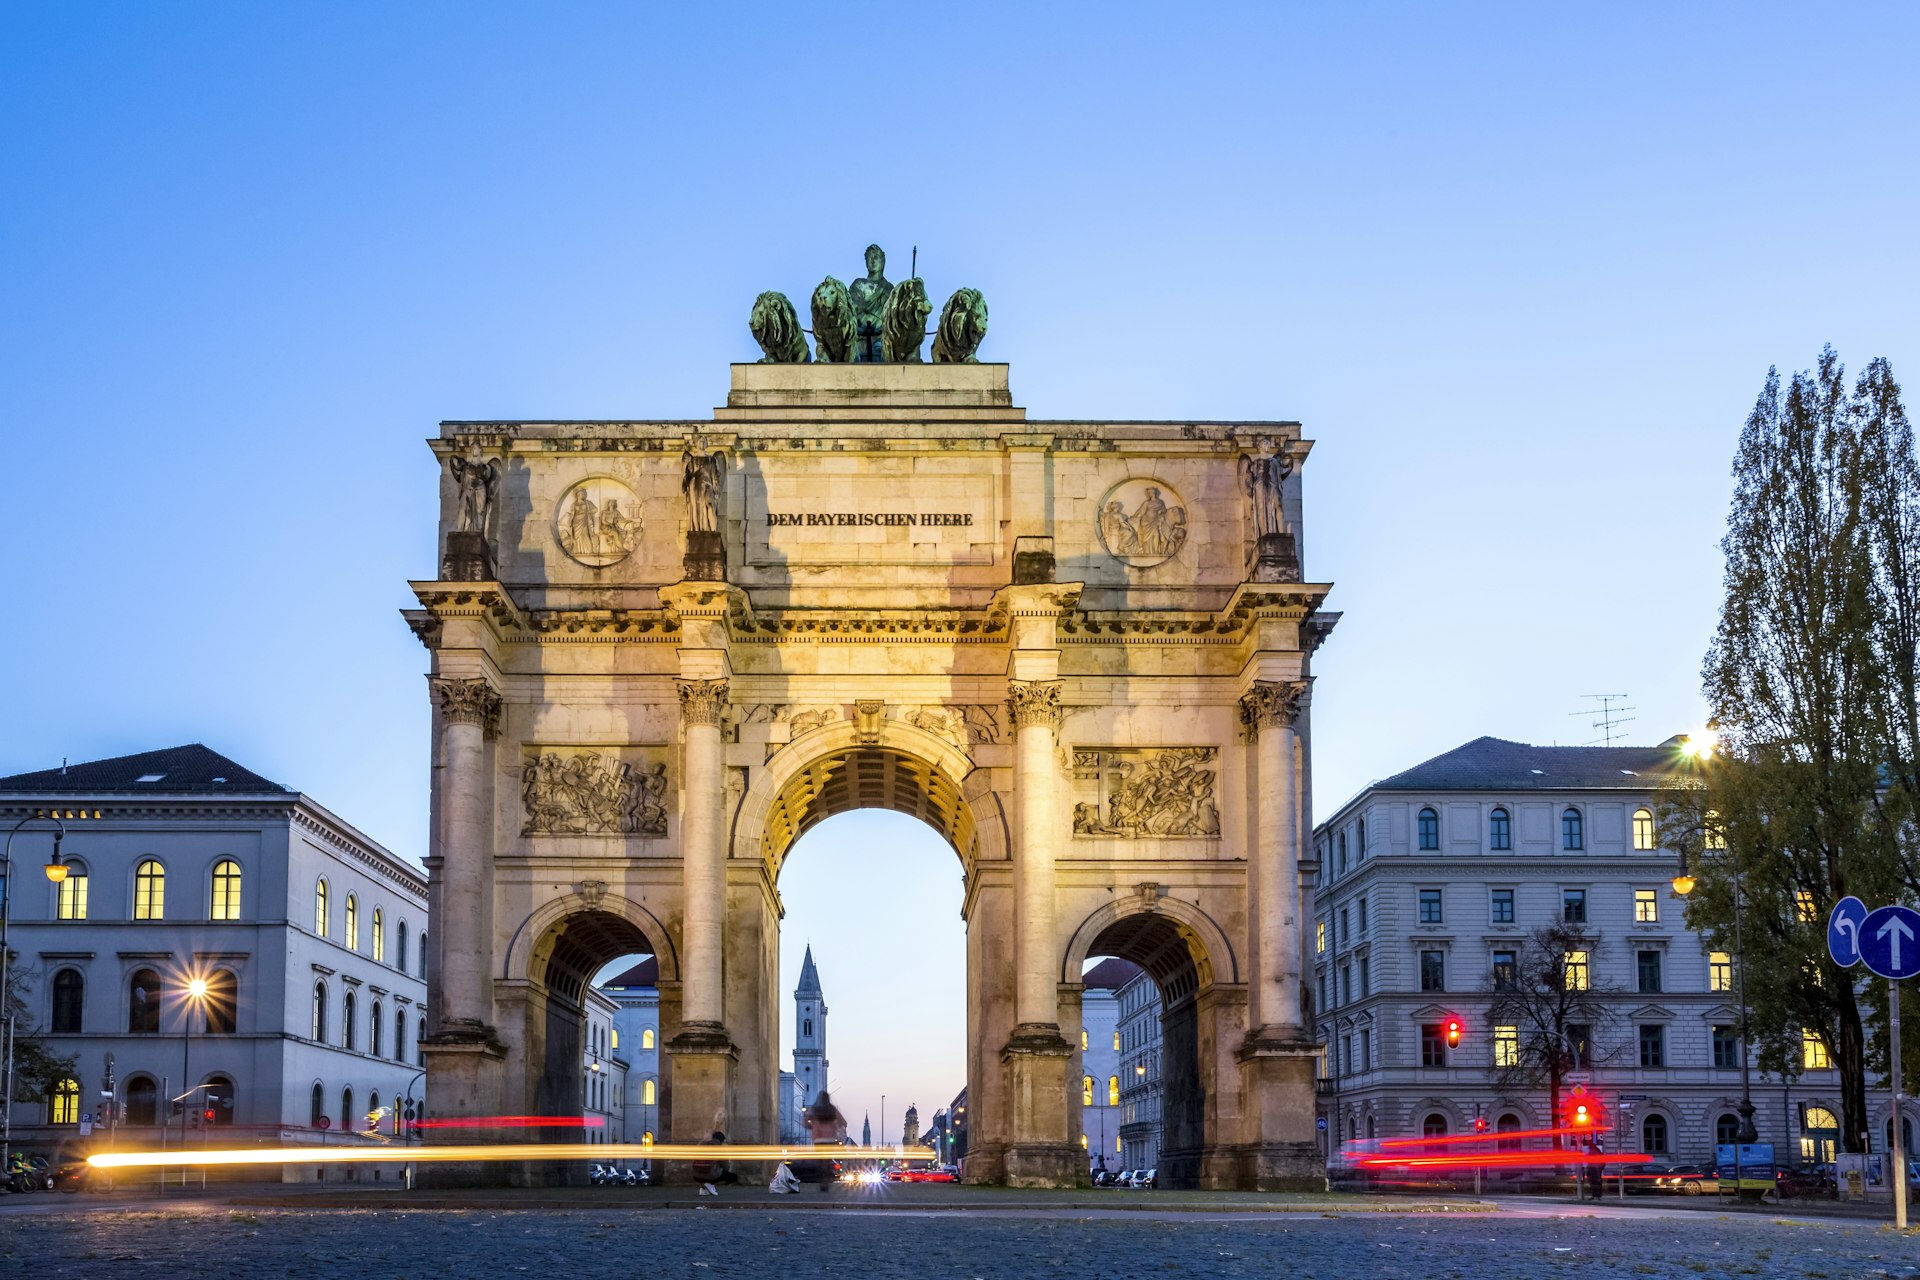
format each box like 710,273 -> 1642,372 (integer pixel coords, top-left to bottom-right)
396,921 -> 409,973
56,861 -> 88,919
1716,1113 -> 1740,1146
312,981 -> 328,1041
1423,1112 -> 1448,1152
611,1027 -> 619,1051
50,1077 -> 80,1125
1561,807 -> 1584,850
1888,1115 -> 1917,1155
345,895 -> 359,951
210,859 -> 242,920
1489,807 -> 1512,851
1081,1075 -> 1094,1106
642,1079 -> 656,1106
1337,832 -> 1347,873
395,1008 -> 407,1061
126,1076 -> 158,1126
1357,818 -> 1367,854
205,1075 -> 235,1125
315,878 -> 329,936
1108,1076 -> 1120,1106
418,933 -> 427,978
344,990 -> 357,1050
371,1000 -> 384,1058
803,1018 -> 812,1037
129,968 -> 161,1033
342,1087 -> 354,1132
372,908 -> 385,963
134,859 -> 165,919
1417,807 -> 1440,851
1496,1112 -> 1522,1152
1802,1106 -> 1839,1163
368,1090 -> 380,1129
50,967 -> 84,1033
642,1028 -> 655,1050
417,1017 -> 426,1066
203,968 -> 237,1034
310,1082 -> 327,1128
1641,1113 -> 1669,1154
1632,808 -> 1656,851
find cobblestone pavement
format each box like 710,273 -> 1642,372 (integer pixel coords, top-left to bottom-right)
0,1204 -> 1914,1280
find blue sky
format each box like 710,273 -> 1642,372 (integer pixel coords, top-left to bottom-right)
5,3 -> 1917,1133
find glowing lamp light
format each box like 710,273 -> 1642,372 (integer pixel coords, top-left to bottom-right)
1671,872 -> 1697,896
44,857 -> 68,884
187,978 -> 209,999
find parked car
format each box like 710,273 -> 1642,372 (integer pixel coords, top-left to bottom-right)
1656,1164 -> 1717,1195
1623,1163 -> 1673,1195
1130,1168 -> 1157,1189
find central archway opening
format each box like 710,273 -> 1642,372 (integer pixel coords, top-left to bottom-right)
763,739 -> 975,1166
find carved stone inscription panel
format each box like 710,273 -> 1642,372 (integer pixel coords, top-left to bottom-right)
1071,746 -> 1220,838
521,747 -> 668,836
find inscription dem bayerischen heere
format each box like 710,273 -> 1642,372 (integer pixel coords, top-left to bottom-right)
766,512 -> 975,527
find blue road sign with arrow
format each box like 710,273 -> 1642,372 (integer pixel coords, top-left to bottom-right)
1829,896 -> 1868,968
1859,904 -> 1920,981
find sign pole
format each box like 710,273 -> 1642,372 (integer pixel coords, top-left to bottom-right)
1893,978 -> 1907,1231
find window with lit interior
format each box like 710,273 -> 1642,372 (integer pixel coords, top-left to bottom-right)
210,859 -> 241,920
1632,808 -> 1656,851
56,863 -> 88,920
134,859 -> 165,920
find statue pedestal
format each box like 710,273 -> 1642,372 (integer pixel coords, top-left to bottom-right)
665,1022 -> 738,1183
1236,1029 -> 1326,1191
684,530 -> 727,582
1250,532 -> 1299,583
1000,1023 -> 1077,1188
1012,535 -> 1056,586
441,530 -> 496,582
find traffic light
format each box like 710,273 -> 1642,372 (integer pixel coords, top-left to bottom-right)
202,1108 -> 216,1126
1472,1115 -> 1489,1134
1444,1018 -> 1464,1050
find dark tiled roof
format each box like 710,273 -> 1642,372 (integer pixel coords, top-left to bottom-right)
602,957 -> 659,988
1371,735 -> 1686,793
0,744 -> 290,795
1082,957 -> 1146,990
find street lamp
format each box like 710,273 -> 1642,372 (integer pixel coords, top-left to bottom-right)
3,813 -> 71,1176
179,976 -> 209,1151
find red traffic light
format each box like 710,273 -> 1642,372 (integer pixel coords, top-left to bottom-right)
1444,1018 -> 1463,1049
1472,1115 -> 1489,1134
203,1109 -> 216,1124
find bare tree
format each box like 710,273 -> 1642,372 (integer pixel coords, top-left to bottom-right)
1484,923 -> 1623,1150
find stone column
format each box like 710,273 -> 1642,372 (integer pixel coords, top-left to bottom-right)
1239,679 -> 1306,1035
429,676 -> 503,1040
1235,677 -> 1323,1190
677,677 -> 729,1027
1000,678 -> 1075,1187
666,676 -> 737,1154
1008,680 -> 1064,1030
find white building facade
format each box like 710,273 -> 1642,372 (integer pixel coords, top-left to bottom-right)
1076,957 -> 1134,1171
1115,966 -> 1163,1172
0,745 -> 429,1170
1305,735 -> 1920,1171
600,958 -> 660,1144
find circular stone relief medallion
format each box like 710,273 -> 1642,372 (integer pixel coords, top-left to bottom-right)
555,477 -> 645,567
1096,478 -> 1189,568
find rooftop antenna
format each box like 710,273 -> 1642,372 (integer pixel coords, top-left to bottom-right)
911,245 -> 917,279
1571,693 -> 1636,746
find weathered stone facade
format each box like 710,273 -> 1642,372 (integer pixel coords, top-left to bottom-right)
406,363 -> 1335,1188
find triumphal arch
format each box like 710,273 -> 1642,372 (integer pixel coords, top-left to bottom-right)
406,254 -> 1336,1188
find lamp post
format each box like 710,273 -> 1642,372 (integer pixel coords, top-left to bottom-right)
2,813 -> 72,1177
179,977 -> 208,1154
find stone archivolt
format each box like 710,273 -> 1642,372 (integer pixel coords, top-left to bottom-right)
521,749 -> 669,837
1072,746 -> 1221,838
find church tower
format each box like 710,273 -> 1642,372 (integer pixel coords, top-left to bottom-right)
793,944 -> 828,1106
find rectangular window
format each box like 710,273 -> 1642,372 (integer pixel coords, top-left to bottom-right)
1113,1031 -> 1120,1051
1358,955 -> 1370,997
1081,1030 -> 1089,1050
1712,1024 -> 1738,1069
1316,920 -> 1326,954
1802,1029 -> 1830,1070
1357,896 -> 1368,934
1418,889 -> 1443,924
1563,950 -> 1590,991
1561,889 -> 1587,924
1341,964 -> 1352,1004
1566,1023 -> 1592,1068
1490,888 -> 1514,924
1339,908 -> 1350,949
1420,1023 -> 1447,1068
1419,950 -> 1446,992
1709,951 -> 1732,991
1634,888 -> 1658,923
1359,1028 -> 1371,1070
1637,950 -> 1663,994
1639,1024 -> 1665,1068
1341,1035 -> 1351,1076
1795,889 -> 1817,923
1491,950 -> 1517,991
56,873 -> 88,921
1494,1024 -> 1519,1069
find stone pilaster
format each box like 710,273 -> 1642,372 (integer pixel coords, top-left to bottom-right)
426,676 -> 503,1043
668,676 -> 738,1149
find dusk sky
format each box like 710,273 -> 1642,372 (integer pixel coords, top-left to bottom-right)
5,4 -> 1917,1135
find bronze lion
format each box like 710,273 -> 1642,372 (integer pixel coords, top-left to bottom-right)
810,277 -> 856,363
881,277 -> 932,363
749,291 -> 810,364
931,288 -> 989,363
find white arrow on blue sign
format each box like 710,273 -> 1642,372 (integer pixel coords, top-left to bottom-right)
1859,904 -> 1920,981
1829,896 -> 1868,968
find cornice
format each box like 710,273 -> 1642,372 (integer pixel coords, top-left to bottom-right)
410,583 -> 528,633
290,808 -> 429,899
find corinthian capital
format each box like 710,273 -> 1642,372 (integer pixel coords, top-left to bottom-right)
678,678 -> 730,727
1237,680 -> 1307,739
432,677 -> 504,738
1006,680 -> 1063,731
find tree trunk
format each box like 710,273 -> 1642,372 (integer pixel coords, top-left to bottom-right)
1836,984 -> 1869,1153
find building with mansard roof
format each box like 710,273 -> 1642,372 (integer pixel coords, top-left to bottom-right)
0,745 -> 427,1179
